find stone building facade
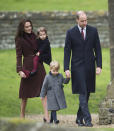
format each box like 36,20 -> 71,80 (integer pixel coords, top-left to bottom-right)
0,11 -> 109,49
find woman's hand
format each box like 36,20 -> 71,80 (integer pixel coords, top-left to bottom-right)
19,71 -> 26,78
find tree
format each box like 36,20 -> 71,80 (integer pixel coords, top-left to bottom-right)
108,0 -> 114,80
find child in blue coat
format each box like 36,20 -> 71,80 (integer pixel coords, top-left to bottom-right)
40,61 -> 70,124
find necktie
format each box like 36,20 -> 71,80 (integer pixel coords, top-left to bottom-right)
81,28 -> 84,39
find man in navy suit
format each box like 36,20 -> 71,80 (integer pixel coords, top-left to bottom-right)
64,11 -> 102,127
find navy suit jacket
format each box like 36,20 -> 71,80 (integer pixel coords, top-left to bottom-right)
64,25 -> 102,94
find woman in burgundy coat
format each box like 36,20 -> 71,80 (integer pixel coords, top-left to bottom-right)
15,19 -> 49,121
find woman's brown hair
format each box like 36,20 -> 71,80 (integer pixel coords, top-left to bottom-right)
15,19 -> 33,41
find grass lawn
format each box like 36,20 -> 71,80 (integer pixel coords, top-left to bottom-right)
0,48 -> 110,117
0,0 -> 108,11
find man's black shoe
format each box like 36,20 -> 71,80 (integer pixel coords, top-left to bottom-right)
76,120 -> 85,126
109,108 -> 114,113
85,122 -> 93,127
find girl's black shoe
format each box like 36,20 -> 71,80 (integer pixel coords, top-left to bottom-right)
30,71 -> 37,76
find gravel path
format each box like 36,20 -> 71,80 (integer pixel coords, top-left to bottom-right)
26,114 -> 114,128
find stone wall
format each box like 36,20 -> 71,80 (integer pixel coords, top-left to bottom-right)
99,79 -> 114,125
0,11 -> 109,49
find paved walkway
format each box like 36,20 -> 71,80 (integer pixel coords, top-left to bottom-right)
26,114 -> 114,128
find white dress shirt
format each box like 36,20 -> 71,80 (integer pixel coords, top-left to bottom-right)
78,25 -> 86,40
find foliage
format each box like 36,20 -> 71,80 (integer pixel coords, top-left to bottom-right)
0,0 -> 108,11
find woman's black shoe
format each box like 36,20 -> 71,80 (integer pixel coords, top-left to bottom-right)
43,118 -> 47,123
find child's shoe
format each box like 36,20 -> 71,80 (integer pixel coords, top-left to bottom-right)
54,120 -> 59,124
50,119 -> 53,123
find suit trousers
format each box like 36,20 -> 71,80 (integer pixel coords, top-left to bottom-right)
77,92 -> 92,123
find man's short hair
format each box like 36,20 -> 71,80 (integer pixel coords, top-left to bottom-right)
76,11 -> 86,19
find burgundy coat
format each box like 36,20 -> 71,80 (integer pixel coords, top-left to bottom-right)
15,33 -> 46,98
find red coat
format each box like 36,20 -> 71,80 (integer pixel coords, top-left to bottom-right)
15,33 -> 46,98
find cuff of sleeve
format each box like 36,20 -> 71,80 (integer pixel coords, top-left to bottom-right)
17,67 -> 22,73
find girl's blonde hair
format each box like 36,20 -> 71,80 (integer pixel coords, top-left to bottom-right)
37,27 -> 47,35
50,61 -> 60,72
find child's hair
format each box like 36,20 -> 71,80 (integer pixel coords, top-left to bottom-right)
50,61 -> 60,72
37,27 -> 47,35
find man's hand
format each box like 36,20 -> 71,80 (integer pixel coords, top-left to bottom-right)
65,70 -> 71,78
96,67 -> 102,75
